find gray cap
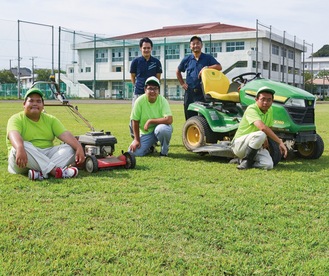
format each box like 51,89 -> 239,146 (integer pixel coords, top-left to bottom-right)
256,86 -> 275,97
145,76 -> 160,87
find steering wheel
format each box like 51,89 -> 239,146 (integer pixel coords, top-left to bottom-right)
231,72 -> 261,85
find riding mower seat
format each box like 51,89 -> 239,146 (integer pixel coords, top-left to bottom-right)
201,69 -> 240,103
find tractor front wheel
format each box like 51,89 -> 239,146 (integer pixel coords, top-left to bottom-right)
182,116 -> 217,151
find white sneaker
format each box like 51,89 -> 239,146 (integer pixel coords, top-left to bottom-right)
55,167 -> 78,179
28,170 -> 44,181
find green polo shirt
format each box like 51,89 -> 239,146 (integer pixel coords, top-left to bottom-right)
6,111 -> 67,154
233,103 -> 273,140
131,94 -> 172,135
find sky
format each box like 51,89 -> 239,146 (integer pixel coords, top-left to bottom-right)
0,0 -> 327,70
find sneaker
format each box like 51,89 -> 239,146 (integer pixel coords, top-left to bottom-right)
159,152 -> 168,157
28,169 -> 44,181
55,167 -> 78,179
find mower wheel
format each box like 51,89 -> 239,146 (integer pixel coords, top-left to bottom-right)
85,155 -> 98,173
268,138 -> 282,166
295,134 -> 324,159
182,116 -> 217,151
123,152 -> 136,169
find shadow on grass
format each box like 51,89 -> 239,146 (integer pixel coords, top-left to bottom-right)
269,153 -> 328,172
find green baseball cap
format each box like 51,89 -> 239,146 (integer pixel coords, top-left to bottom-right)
24,87 -> 44,101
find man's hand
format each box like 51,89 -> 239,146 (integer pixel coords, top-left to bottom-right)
279,141 -> 288,159
75,145 -> 85,165
144,119 -> 153,131
15,147 -> 28,168
129,139 -> 140,153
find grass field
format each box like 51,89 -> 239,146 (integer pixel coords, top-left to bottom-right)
0,100 -> 328,275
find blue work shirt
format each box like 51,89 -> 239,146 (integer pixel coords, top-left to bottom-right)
130,56 -> 162,95
177,53 -> 220,89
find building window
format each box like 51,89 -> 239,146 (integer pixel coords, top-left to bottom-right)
165,44 -> 180,59
205,42 -> 222,57
263,61 -> 269,70
129,47 -> 139,61
288,50 -> 294,59
115,67 -> 121,72
96,49 -> 108,63
80,68 -> 83,73
112,81 -> 123,93
69,67 -> 74,73
226,41 -> 245,52
281,48 -> 287,57
112,48 -> 124,62
272,45 -> 279,55
86,67 -> 91,73
272,63 -> 278,71
184,43 -> 191,56
152,45 -> 161,60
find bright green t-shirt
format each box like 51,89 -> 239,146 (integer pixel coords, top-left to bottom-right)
131,94 -> 172,135
6,111 -> 67,153
233,103 -> 273,140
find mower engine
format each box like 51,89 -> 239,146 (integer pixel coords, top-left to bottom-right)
78,131 -> 117,157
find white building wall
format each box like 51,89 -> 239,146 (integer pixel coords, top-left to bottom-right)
64,31 -> 305,98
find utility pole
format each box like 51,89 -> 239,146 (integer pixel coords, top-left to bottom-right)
30,56 -> 37,84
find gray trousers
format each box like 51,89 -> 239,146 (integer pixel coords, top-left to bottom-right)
232,131 -> 273,170
8,141 -> 76,178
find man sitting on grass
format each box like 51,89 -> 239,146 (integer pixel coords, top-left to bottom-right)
6,87 -> 85,180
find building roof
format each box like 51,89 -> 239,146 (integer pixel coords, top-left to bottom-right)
111,22 -> 255,40
10,67 -> 31,77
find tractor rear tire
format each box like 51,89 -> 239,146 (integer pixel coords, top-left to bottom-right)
295,134 -> 324,159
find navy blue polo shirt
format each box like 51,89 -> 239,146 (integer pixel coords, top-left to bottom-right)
177,53 -> 220,89
130,56 -> 162,95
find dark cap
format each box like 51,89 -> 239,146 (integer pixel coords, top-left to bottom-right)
24,87 -> 44,101
145,76 -> 160,87
190,35 -> 202,43
256,86 -> 275,97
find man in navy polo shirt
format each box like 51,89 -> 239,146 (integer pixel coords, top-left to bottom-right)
176,35 -> 222,120
130,37 -> 162,106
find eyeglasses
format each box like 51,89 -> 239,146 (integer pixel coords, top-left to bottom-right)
258,97 -> 273,103
146,86 -> 159,92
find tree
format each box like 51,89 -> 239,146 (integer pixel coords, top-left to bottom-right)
303,71 -> 315,93
35,69 -> 52,81
312,45 -> 329,57
0,69 -> 16,84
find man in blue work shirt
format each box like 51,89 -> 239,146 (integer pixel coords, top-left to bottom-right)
176,35 -> 222,120
130,37 -> 162,106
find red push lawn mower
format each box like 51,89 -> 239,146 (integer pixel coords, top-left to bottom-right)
30,76 -> 136,173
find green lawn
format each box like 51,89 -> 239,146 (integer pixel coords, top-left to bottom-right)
0,100 -> 328,275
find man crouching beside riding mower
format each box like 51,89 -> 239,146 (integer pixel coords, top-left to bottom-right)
128,76 -> 173,157
231,86 -> 287,170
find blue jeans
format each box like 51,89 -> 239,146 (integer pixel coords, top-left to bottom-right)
129,124 -> 173,156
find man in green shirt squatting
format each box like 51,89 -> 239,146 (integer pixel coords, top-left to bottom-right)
231,86 -> 288,170
128,76 -> 173,157
6,88 -> 85,180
